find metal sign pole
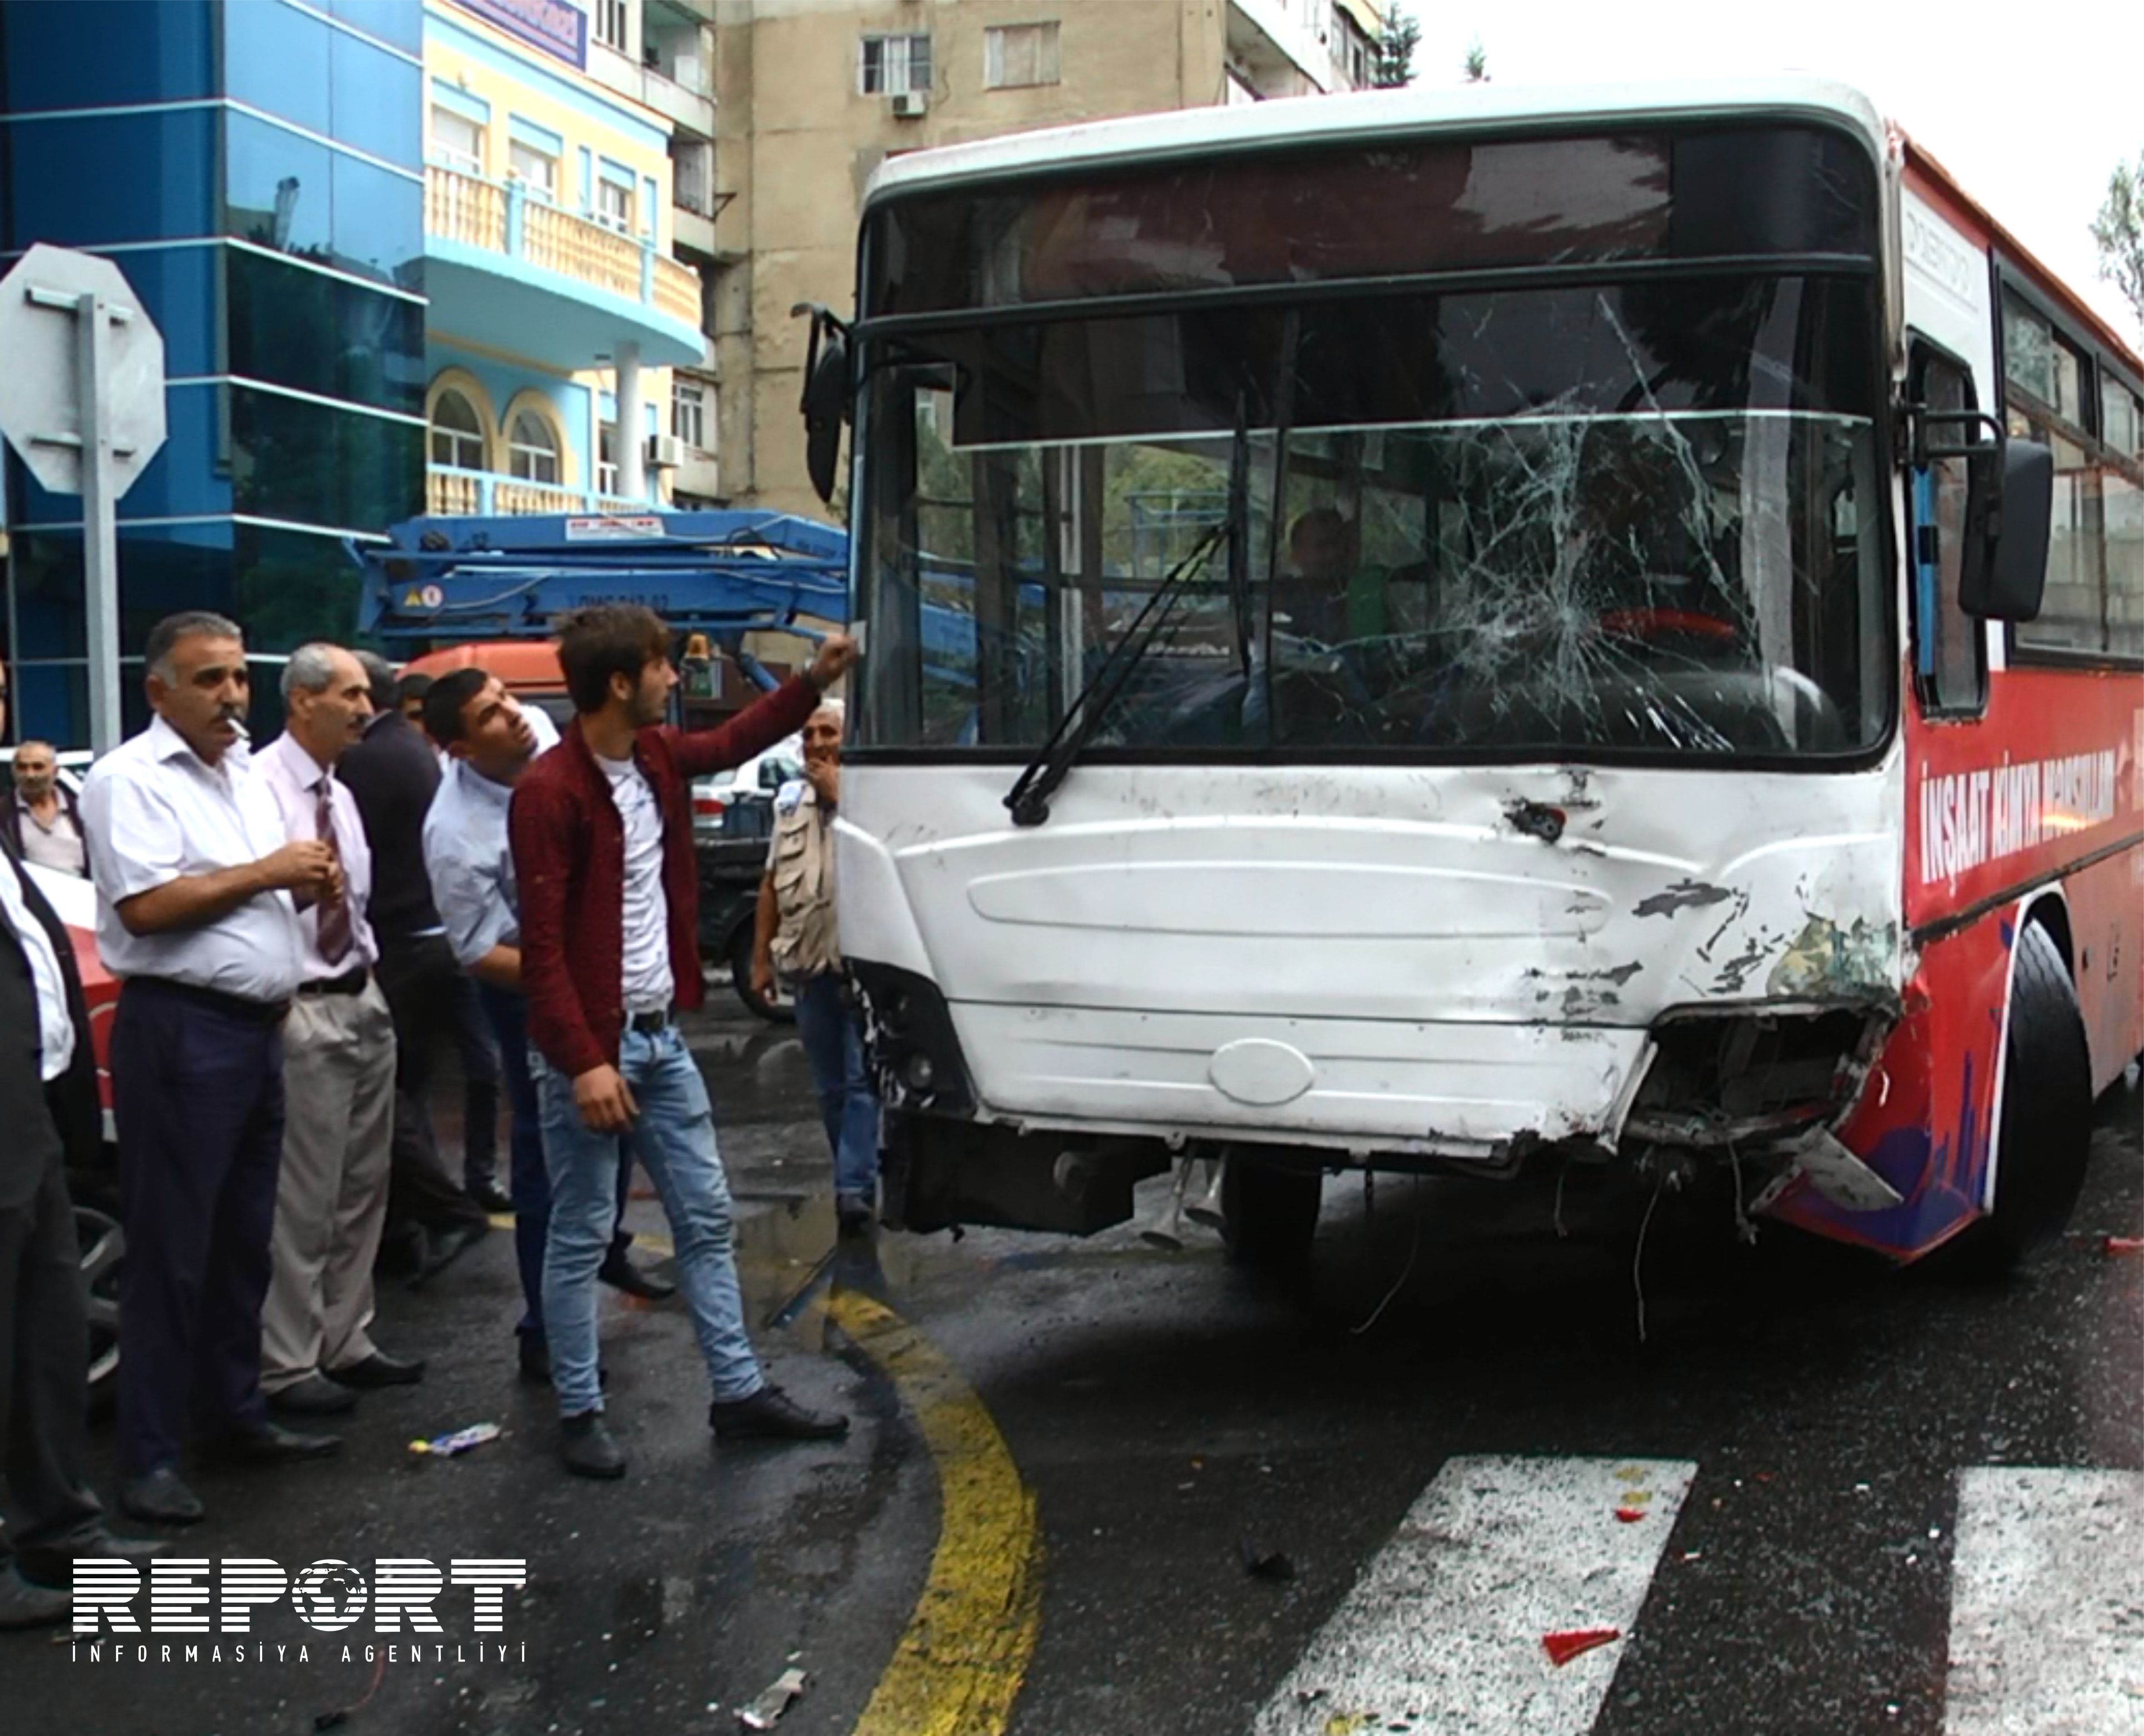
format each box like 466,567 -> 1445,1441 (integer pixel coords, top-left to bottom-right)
0,244 -> 167,757
74,289 -> 123,755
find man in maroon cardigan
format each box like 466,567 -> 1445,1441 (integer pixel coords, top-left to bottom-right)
510,606 -> 858,1478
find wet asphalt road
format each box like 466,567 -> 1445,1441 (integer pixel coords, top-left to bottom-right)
11,995 -> 2141,1736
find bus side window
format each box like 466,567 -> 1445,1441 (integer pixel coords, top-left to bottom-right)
1911,344 -> 1989,715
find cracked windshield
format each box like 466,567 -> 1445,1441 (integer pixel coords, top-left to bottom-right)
857,133 -> 1891,758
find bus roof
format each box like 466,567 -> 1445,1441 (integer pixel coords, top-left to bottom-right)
1901,135 -> 2144,382
861,74 -> 1888,209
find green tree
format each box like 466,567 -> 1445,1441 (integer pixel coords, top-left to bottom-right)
2092,152 -> 2144,337
1373,4 -> 1419,87
1463,38 -> 1489,82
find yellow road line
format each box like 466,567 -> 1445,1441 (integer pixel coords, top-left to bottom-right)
828,1289 -> 1043,1736
575,1226 -> 1044,1730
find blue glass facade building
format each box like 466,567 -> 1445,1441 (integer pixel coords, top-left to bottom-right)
0,0 -> 425,743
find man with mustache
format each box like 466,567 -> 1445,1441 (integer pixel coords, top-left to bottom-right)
251,645 -> 423,1420
79,613 -> 345,1526
2,741 -> 87,878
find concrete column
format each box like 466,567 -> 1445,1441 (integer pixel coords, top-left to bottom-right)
615,339 -> 645,501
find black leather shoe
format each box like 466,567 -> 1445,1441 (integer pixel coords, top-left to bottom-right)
202,1422 -> 342,1466
468,1181 -> 515,1215
18,1531 -> 166,1588
836,1194 -> 875,1237
328,1351 -> 426,1389
560,1412 -> 625,1479
599,1248 -> 676,1301
0,1564 -> 70,1629
410,1220 -> 489,1289
709,1384 -> 850,1442
266,1372 -> 359,1416
119,1467 -> 205,1526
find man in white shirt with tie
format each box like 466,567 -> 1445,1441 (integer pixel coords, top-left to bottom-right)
251,645 -> 424,1421
80,613 -> 345,1528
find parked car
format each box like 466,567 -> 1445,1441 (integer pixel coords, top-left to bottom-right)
20,858 -> 122,1414
691,734 -> 804,848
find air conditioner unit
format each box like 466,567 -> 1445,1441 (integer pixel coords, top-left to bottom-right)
890,90 -> 929,118
648,433 -> 684,469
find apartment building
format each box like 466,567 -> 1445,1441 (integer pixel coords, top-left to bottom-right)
710,0 -> 1385,519
418,0 -> 704,519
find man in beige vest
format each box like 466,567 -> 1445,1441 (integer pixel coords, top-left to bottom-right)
751,700 -> 880,1234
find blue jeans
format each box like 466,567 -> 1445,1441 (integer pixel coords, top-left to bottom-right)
533,1025 -> 761,1417
481,984 -> 636,1348
792,973 -> 881,1202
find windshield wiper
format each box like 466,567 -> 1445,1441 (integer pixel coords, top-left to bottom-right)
1004,514 -> 1230,828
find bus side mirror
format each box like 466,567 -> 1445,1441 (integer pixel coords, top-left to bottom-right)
1960,440 -> 2053,622
793,303 -> 851,506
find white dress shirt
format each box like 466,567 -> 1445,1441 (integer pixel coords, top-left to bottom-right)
251,731 -> 380,980
425,757 -> 518,972
0,851 -> 75,1080
420,708 -> 560,973
79,715 -> 306,1003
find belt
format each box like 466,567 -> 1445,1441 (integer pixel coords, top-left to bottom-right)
624,1005 -> 675,1034
297,966 -> 370,998
127,977 -> 290,1026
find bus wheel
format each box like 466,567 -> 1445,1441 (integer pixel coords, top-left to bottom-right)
1220,1152 -> 1322,1278
1952,921 -> 2094,1277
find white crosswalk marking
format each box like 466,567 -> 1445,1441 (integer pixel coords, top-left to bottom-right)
1249,1455 -> 1696,1736
1945,1467 -> 2144,1735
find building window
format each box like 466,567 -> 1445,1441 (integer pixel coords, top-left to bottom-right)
596,178 -> 634,234
428,106 -> 482,176
508,140 -> 556,203
595,0 -> 629,52
509,409 -> 561,485
860,35 -> 933,96
671,136 -> 714,219
673,379 -> 708,451
597,423 -> 619,496
430,389 -> 486,471
985,22 -> 1060,89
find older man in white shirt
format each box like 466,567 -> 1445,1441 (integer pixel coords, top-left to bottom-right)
251,645 -> 425,1421
79,612 -> 346,1528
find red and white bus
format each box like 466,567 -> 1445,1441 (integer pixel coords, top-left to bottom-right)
817,76 -> 2144,1272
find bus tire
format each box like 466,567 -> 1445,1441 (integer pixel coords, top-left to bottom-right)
1220,1152 -> 1322,1278
1951,920 -> 2093,1277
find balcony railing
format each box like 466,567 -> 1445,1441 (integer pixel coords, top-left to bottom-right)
426,164 -> 702,332
428,465 -> 650,519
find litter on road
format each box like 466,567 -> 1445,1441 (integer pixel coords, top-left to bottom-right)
408,1422 -> 502,1457
1541,1629 -> 1623,1668
738,1667 -> 807,1730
